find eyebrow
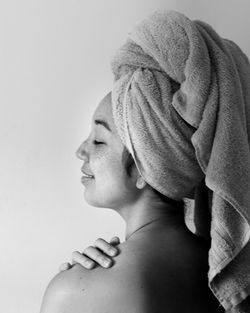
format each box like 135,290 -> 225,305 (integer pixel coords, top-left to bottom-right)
94,119 -> 112,132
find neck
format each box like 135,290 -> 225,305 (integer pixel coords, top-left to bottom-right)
115,191 -> 185,241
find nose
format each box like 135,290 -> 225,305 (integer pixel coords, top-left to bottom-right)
76,140 -> 89,161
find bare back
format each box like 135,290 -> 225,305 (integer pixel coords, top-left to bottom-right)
40,224 -> 223,313
109,225 -> 223,313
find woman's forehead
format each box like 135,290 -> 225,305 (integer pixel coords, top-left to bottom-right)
92,93 -> 116,133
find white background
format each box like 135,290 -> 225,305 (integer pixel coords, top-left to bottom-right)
0,1 -> 249,312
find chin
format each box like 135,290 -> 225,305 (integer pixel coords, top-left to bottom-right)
84,189 -> 110,208
84,191 -> 100,207
83,188 -> 126,209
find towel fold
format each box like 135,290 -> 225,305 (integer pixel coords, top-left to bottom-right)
110,10 -> 250,312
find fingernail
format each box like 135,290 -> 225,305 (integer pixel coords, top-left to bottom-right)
85,260 -> 93,268
109,249 -> 117,256
103,259 -> 111,267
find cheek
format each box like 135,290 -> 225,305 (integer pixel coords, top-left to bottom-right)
94,151 -> 125,186
86,150 -> 137,206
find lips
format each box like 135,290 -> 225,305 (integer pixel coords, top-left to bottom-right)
81,168 -> 94,178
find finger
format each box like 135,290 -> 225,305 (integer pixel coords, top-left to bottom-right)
82,246 -> 113,268
71,251 -> 96,269
94,238 -> 118,257
59,262 -> 72,272
110,236 -> 120,245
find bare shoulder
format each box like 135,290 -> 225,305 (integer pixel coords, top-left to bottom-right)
40,242 -> 150,313
40,235 -> 220,313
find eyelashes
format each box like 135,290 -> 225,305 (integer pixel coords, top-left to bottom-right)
93,140 -> 104,145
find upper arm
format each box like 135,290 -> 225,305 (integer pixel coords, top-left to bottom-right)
40,264 -> 91,313
40,262 -> 150,313
40,273 -> 66,313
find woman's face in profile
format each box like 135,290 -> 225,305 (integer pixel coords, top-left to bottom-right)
76,93 -> 138,209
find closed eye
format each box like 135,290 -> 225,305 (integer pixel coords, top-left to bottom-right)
93,140 -> 104,145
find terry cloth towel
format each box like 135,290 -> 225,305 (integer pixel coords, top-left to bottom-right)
110,10 -> 250,312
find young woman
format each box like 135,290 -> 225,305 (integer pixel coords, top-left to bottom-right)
38,6 -> 250,310
40,92 -> 223,313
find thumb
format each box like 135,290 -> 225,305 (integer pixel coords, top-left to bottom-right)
110,236 -> 120,246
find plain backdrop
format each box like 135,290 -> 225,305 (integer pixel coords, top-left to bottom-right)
0,1 -> 249,312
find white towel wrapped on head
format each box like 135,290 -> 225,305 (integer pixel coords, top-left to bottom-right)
111,10 -> 250,312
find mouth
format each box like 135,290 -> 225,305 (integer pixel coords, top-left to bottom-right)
81,168 -> 95,181
81,175 -> 94,184
81,172 -> 94,185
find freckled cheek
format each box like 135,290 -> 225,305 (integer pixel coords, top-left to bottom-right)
91,151 -> 125,182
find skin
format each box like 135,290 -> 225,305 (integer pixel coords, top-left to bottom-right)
40,92 -> 223,313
